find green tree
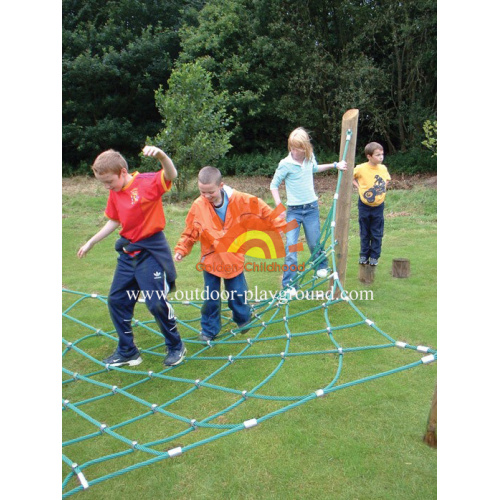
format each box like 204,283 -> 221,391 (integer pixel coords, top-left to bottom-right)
178,0 -> 436,155
62,0 -> 197,173
422,120 -> 437,156
151,61 -> 233,191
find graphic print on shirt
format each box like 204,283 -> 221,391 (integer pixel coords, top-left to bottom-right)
205,199 -> 303,259
363,175 -> 386,203
130,188 -> 140,205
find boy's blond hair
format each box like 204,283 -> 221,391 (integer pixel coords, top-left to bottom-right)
365,142 -> 384,157
198,166 -> 222,185
92,149 -> 128,175
288,127 -> 313,161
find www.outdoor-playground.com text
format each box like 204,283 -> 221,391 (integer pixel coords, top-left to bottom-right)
127,287 -> 374,304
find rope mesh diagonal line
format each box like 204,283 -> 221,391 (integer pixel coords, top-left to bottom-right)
62,130 -> 437,497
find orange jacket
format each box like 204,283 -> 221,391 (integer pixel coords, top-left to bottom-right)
174,186 -> 286,278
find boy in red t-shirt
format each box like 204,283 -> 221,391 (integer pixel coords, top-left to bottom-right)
78,146 -> 186,367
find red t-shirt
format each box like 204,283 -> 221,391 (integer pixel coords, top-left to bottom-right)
105,171 -> 172,243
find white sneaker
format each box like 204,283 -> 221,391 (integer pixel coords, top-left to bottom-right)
316,269 -> 329,279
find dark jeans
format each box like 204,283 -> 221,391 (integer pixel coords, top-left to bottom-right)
358,198 -> 385,260
201,271 -> 251,339
107,251 -> 182,357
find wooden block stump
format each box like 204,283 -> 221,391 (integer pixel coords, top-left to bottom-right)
423,386 -> 437,448
358,264 -> 375,284
392,258 -> 410,278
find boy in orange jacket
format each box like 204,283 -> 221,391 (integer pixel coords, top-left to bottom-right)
174,166 -> 285,341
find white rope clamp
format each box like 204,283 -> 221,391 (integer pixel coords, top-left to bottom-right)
167,446 -> 182,458
365,319 -> 374,326
338,347 -> 343,355
244,418 -> 258,429
331,221 -> 336,227
332,272 -> 339,280
315,389 -> 325,397
72,463 -> 89,490
421,354 -> 436,365
395,341 -> 407,349
417,345 -> 430,353
168,447 -> 183,458
334,193 -> 339,200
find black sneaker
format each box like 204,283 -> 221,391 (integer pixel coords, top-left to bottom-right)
103,350 -> 142,367
369,257 -> 379,266
164,344 -> 187,366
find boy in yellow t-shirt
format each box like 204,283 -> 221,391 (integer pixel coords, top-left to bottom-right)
353,142 -> 391,266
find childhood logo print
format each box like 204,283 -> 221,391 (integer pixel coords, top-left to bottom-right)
204,198 -> 303,259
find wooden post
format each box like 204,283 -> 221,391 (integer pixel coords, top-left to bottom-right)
332,109 -> 359,298
358,264 -> 375,284
392,258 -> 411,278
423,386 -> 437,448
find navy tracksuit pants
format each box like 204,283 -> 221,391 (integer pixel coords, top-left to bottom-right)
107,251 -> 182,357
358,198 -> 385,260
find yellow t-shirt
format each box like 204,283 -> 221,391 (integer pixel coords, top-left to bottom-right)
353,162 -> 391,207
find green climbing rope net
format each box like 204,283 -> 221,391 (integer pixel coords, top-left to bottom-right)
62,131 -> 437,497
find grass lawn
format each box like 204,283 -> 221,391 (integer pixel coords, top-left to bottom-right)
62,175 -> 437,499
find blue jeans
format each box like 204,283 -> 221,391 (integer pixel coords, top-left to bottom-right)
282,201 -> 327,288
107,251 -> 182,357
358,198 -> 385,259
201,271 -> 251,339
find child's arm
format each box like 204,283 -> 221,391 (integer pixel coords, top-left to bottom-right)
270,189 -> 286,220
270,165 -> 287,219
270,188 -> 282,207
174,208 -> 200,261
77,219 -> 120,258
142,145 -> 178,181
316,160 -> 347,173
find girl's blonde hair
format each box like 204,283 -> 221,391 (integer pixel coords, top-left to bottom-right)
288,127 -> 313,161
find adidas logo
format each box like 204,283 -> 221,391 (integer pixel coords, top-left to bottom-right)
153,271 -> 162,279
